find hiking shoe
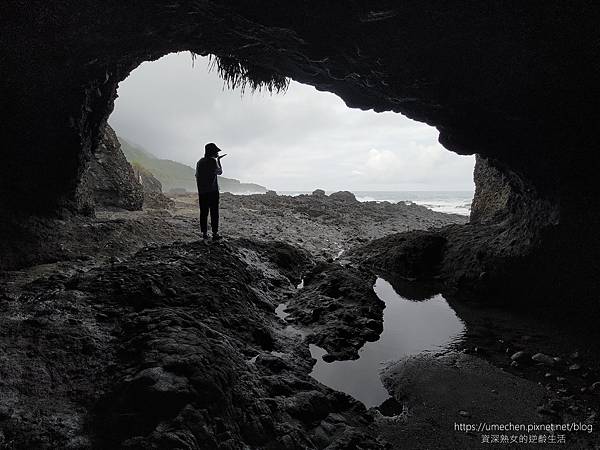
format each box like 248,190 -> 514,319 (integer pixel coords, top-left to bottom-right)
212,233 -> 222,241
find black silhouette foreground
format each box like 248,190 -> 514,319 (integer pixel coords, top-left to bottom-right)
195,142 -> 225,241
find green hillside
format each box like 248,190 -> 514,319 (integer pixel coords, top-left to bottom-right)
118,137 -> 267,193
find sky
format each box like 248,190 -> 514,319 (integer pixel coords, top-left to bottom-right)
109,52 -> 475,192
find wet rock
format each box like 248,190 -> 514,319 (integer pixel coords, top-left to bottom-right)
381,352 -> 548,448
0,237 -> 388,448
511,350 -> 530,363
531,353 -> 555,366
286,262 -> 383,360
350,231 -> 447,280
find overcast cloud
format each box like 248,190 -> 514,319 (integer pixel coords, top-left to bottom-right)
109,53 -> 475,192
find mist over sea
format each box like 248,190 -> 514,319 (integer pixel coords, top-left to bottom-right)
278,191 -> 474,216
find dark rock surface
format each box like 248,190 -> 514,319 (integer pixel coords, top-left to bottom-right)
285,262 -> 384,361
469,156 -> 514,225
378,352 -> 550,450
352,231 -> 447,281
174,191 -> 465,262
0,238 -> 384,449
85,125 -> 143,211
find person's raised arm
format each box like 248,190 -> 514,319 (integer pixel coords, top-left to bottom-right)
214,157 -> 223,176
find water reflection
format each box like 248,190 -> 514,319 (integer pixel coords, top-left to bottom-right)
309,277 -> 465,407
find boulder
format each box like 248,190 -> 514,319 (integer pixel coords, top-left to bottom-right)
329,191 -> 357,202
85,125 -> 143,211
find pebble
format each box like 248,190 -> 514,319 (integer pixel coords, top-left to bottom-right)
591,382 -> 600,392
531,353 -> 555,366
459,410 -> 471,417
568,363 -> 581,372
544,372 -> 553,378
556,377 -> 567,383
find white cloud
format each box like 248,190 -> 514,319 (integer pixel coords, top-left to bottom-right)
109,52 -> 475,191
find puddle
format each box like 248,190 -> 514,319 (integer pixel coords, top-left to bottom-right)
309,277 -> 465,407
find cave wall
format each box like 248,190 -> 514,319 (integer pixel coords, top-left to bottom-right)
470,156 -> 514,225
1,1 -> 599,304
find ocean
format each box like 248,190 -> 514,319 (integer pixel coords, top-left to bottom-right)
278,190 -> 474,216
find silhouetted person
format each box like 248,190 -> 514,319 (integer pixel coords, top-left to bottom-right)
196,143 -> 226,241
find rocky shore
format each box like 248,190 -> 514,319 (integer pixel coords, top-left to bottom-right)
1,192 -> 598,448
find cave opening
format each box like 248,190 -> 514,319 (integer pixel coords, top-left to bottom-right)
108,52 -> 475,212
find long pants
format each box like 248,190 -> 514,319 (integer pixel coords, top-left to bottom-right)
198,191 -> 219,234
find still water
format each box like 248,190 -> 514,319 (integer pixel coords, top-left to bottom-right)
309,278 -> 465,407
